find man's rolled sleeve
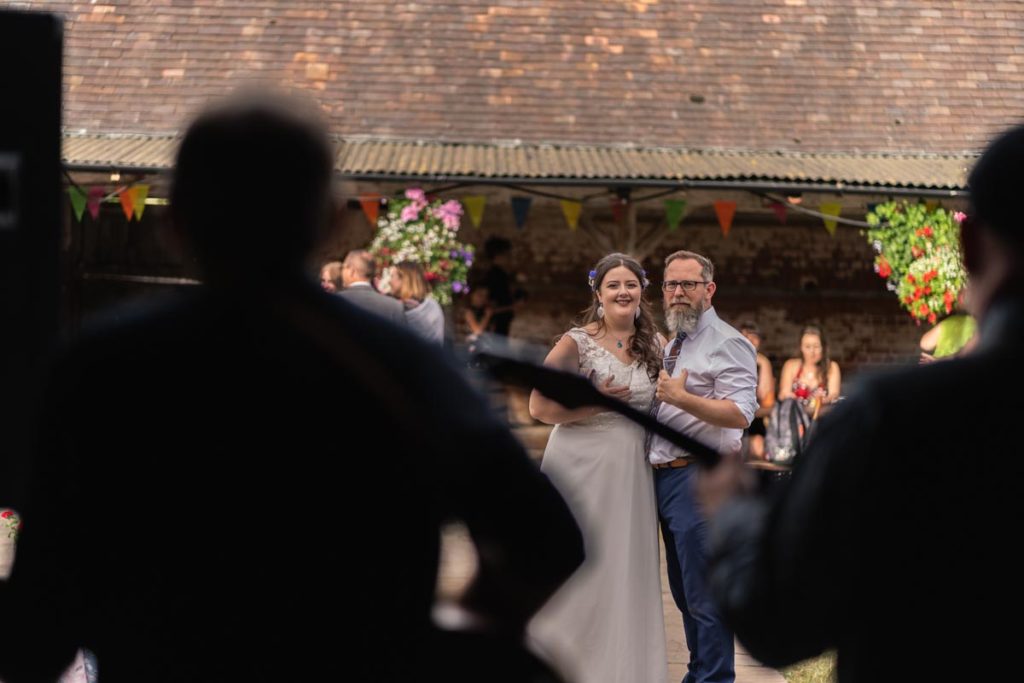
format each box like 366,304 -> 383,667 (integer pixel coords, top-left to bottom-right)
714,337 -> 759,426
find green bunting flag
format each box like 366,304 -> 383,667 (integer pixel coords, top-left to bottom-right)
68,186 -> 87,222
665,199 -> 686,232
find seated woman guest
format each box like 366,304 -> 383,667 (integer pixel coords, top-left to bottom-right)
389,261 -> 445,344
778,325 -> 841,417
739,321 -> 775,459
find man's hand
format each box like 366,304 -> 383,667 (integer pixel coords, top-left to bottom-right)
656,368 -> 689,407
697,450 -> 757,516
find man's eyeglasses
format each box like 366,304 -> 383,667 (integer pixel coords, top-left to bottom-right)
662,280 -> 708,292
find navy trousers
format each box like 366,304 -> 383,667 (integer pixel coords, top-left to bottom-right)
656,465 -> 735,683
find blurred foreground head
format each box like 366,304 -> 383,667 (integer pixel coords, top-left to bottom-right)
170,93 -> 334,283
965,124 -> 1024,317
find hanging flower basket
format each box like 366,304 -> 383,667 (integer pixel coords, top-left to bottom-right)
865,201 -> 967,324
369,188 -> 474,306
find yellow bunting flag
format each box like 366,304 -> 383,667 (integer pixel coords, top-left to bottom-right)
463,195 -> 486,229
560,200 -> 582,231
820,202 -> 842,236
119,188 -> 136,221
665,199 -> 687,232
68,186 -> 87,222
714,200 -> 737,237
359,194 -> 382,227
132,184 -> 149,220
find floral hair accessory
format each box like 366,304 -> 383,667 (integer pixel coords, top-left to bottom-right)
588,269 -> 597,289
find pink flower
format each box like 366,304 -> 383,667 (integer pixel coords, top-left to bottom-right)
433,200 -> 463,229
953,211 -> 967,223
400,204 -> 421,222
404,188 -> 426,203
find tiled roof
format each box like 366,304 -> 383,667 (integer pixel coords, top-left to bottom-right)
29,1 -> 1024,154
63,133 -> 974,190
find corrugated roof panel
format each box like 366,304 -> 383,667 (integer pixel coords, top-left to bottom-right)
62,133 -> 974,190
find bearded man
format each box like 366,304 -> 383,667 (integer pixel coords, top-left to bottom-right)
649,249 -> 757,683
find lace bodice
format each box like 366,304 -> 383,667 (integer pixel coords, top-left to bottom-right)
564,327 -> 657,428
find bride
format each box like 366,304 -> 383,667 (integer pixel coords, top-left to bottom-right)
528,253 -> 668,683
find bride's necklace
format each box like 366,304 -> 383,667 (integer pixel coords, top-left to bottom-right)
606,327 -> 634,349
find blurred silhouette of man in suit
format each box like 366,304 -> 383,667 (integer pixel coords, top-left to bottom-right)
701,125 -> 1024,682
0,94 -> 582,682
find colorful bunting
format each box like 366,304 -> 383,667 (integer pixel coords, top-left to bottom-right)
463,195 -> 486,229
68,186 -> 87,222
664,199 -> 687,232
770,201 -> 787,225
118,187 -> 136,221
87,187 -> 105,220
560,199 -> 582,231
713,200 -> 737,237
820,202 -> 842,236
359,194 -> 382,227
132,184 -> 149,220
510,196 -> 532,230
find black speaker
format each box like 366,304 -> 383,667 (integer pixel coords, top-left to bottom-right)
0,10 -> 62,509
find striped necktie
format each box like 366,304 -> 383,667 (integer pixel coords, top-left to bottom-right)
645,332 -> 687,457
663,332 -> 686,375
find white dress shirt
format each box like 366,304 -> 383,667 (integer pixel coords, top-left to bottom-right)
649,306 -> 758,464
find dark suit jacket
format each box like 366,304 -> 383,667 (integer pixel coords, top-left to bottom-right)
339,282 -> 406,326
0,280 -> 582,681
708,298 -> 1024,682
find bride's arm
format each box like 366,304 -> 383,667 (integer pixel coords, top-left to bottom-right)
529,335 -> 609,425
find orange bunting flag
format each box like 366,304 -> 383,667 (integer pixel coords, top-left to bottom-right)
119,187 -> 136,221
560,200 -> 582,231
463,195 -> 486,229
820,202 -> 842,236
359,194 -> 382,227
132,184 -> 149,220
714,200 -> 737,237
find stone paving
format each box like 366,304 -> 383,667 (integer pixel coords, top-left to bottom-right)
438,524 -> 785,683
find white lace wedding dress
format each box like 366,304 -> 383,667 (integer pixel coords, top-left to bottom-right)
529,328 -> 668,683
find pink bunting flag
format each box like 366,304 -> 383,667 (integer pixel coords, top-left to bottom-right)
770,202 -> 787,224
87,187 -> 105,220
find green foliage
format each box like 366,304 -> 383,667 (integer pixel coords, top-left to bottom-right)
864,201 -> 967,324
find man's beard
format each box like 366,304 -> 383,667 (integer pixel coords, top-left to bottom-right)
665,300 -> 704,335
